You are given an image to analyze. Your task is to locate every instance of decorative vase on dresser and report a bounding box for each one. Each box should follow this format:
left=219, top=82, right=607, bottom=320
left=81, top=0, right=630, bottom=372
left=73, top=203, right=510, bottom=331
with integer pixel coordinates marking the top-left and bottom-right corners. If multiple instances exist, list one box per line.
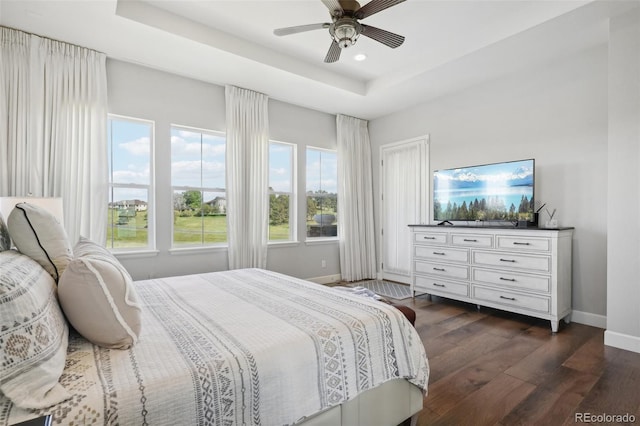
left=409, top=225, right=574, bottom=332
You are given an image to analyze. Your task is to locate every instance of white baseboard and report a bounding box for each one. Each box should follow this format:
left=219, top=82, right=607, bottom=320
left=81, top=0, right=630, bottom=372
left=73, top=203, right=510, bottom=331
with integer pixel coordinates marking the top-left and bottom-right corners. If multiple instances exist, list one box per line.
left=571, top=310, right=607, bottom=329
left=604, top=330, right=640, bottom=353
left=307, top=274, right=342, bottom=285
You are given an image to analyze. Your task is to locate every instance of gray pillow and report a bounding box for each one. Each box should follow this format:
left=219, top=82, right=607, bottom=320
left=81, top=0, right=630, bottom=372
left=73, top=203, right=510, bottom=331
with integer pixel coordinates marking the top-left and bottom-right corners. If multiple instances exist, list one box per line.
left=7, top=202, right=73, bottom=282
left=58, top=238, right=142, bottom=350
left=0, top=212, right=10, bottom=251
left=0, top=250, right=70, bottom=409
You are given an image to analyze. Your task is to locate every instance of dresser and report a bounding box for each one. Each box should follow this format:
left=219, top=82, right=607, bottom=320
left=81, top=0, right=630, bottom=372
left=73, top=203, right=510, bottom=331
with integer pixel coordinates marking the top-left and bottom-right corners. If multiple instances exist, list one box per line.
left=410, top=225, right=573, bottom=332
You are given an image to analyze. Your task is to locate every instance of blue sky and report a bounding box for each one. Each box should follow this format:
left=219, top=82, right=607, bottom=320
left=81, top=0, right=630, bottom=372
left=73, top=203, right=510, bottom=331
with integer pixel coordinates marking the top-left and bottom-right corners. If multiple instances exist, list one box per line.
left=109, top=118, right=337, bottom=203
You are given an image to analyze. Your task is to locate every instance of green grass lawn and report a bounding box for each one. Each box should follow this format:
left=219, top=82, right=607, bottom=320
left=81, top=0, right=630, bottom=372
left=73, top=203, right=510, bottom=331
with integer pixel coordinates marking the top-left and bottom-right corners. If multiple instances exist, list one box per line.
left=107, top=210, right=291, bottom=248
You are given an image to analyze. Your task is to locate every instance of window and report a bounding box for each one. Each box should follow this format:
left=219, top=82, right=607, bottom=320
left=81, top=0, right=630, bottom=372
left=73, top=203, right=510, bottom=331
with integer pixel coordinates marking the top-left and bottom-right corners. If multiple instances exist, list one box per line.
left=306, top=148, right=338, bottom=238
left=269, top=142, right=295, bottom=241
left=171, top=126, right=226, bottom=246
left=107, top=115, right=154, bottom=250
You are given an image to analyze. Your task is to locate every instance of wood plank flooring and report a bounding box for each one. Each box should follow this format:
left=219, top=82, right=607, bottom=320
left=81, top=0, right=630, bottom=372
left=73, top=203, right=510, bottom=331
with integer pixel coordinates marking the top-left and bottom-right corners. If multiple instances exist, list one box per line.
left=391, top=294, right=640, bottom=426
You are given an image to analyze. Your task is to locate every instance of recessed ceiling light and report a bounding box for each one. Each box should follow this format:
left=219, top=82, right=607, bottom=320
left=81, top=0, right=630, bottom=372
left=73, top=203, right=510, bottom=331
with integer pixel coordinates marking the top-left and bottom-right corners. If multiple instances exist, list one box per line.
left=354, top=53, right=367, bottom=61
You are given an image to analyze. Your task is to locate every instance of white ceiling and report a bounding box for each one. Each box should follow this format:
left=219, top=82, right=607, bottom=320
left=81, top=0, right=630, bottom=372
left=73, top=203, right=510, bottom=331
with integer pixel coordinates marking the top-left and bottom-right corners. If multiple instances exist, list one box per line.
left=0, top=0, right=634, bottom=119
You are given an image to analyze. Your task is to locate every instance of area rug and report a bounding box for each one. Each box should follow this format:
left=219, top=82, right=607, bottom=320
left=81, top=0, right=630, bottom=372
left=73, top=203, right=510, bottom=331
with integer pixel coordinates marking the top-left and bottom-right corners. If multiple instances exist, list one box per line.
left=353, top=280, right=412, bottom=300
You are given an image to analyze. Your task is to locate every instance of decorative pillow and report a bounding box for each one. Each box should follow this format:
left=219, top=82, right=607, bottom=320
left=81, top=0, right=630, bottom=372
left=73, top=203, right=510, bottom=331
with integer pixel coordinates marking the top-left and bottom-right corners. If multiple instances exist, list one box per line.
left=7, top=203, right=72, bottom=282
left=0, top=250, right=70, bottom=409
left=73, top=235, right=112, bottom=258
left=58, top=238, right=142, bottom=350
left=0, top=212, right=10, bottom=251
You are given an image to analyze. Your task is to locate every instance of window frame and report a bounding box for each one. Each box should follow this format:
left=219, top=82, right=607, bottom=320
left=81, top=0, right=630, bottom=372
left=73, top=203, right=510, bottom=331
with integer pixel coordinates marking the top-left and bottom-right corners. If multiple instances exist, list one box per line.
left=107, top=114, right=156, bottom=252
left=170, top=124, right=227, bottom=248
left=268, top=140, right=297, bottom=243
left=305, top=146, right=338, bottom=241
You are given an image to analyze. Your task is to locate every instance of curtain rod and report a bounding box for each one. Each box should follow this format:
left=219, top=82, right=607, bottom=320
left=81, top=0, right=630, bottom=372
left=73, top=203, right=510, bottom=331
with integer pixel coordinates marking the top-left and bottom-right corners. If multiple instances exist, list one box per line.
left=1, top=25, right=106, bottom=55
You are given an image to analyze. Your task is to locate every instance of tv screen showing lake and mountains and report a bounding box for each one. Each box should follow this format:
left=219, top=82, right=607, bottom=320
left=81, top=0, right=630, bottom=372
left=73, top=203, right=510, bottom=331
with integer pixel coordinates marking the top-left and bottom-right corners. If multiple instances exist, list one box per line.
left=433, top=159, right=535, bottom=222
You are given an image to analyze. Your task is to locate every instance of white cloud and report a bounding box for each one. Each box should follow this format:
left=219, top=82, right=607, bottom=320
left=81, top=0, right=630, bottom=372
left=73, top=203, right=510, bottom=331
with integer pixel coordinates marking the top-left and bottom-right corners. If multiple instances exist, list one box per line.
left=270, top=167, right=287, bottom=176
left=119, top=137, right=150, bottom=156
left=171, top=136, right=225, bottom=158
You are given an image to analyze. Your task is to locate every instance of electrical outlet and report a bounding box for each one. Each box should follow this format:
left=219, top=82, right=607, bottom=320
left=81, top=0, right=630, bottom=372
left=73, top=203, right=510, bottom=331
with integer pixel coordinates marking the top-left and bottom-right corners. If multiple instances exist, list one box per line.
left=321, top=259, right=326, bottom=268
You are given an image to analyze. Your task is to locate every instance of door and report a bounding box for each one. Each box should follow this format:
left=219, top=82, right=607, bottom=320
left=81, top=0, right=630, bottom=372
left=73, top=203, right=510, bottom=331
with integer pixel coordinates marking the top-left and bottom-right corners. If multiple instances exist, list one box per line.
left=380, top=136, right=429, bottom=283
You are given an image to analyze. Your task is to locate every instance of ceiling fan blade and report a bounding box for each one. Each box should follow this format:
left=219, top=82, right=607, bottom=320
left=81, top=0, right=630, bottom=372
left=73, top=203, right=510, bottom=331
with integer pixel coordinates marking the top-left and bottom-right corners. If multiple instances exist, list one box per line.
left=355, top=0, right=406, bottom=20
left=324, top=40, right=341, bottom=63
left=321, top=0, right=344, bottom=16
left=274, top=23, right=330, bottom=36
left=360, top=24, right=405, bottom=48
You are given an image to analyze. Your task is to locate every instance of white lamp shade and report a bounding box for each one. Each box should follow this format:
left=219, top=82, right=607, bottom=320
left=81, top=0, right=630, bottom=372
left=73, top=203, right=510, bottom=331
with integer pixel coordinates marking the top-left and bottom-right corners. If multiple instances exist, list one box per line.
left=0, top=197, right=64, bottom=224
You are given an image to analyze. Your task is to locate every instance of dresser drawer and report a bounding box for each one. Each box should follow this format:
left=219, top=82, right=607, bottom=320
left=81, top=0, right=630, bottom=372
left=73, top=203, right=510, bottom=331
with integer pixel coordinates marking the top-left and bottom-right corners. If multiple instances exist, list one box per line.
left=452, top=233, right=493, bottom=248
left=414, top=232, right=447, bottom=244
left=414, top=260, right=469, bottom=280
left=472, top=267, right=551, bottom=293
left=497, top=236, right=551, bottom=253
left=472, top=285, right=550, bottom=313
left=415, top=246, right=469, bottom=263
left=414, top=275, right=468, bottom=297
left=472, top=251, right=551, bottom=273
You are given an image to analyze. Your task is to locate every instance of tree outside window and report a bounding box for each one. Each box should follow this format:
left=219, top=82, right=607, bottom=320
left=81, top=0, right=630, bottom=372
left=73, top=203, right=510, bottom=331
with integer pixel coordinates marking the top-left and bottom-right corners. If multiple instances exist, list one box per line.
left=269, top=141, right=295, bottom=241
left=306, top=148, right=338, bottom=238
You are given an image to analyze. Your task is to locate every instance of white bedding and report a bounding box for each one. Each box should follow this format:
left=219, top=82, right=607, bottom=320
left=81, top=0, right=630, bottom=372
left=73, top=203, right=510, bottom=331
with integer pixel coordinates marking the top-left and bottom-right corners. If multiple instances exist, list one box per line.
left=0, top=268, right=429, bottom=425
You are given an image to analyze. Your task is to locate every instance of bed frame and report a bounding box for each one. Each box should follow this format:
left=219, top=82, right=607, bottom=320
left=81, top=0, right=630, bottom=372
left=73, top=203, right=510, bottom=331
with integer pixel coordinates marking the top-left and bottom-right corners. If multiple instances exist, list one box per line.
left=301, top=379, right=423, bottom=426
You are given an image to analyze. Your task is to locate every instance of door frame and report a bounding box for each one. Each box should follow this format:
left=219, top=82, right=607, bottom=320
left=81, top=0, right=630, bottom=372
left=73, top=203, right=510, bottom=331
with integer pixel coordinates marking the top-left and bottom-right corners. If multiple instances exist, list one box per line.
left=378, top=135, right=430, bottom=283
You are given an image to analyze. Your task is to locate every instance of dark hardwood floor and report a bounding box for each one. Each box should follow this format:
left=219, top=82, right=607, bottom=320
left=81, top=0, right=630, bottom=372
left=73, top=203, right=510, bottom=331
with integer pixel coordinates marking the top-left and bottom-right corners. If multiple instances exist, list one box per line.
left=391, top=293, right=640, bottom=426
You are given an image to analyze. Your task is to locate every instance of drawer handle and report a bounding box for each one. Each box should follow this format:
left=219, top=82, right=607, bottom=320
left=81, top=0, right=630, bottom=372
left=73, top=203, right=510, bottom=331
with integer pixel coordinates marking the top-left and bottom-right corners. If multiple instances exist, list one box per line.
left=433, top=283, right=445, bottom=287
left=423, top=236, right=436, bottom=240
left=433, top=252, right=445, bottom=255
left=433, top=267, right=445, bottom=272
left=499, top=258, right=516, bottom=263
left=499, top=277, right=516, bottom=282
left=513, top=242, right=531, bottom=245
left=500, top=295, right=516, bottom=301
left=463, top=239, right=478, bottom=242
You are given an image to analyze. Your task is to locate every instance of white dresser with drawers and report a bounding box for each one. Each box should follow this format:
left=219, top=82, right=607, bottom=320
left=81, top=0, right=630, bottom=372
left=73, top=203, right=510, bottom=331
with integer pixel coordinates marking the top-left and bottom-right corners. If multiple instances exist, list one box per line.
left=410, top=225, right=574, bottom=332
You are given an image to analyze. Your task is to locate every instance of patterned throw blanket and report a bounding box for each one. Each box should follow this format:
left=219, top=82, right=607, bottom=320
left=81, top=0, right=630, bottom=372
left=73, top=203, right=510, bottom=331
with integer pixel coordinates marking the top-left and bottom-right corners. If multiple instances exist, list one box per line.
left=1, top=268, right=429, bottom=425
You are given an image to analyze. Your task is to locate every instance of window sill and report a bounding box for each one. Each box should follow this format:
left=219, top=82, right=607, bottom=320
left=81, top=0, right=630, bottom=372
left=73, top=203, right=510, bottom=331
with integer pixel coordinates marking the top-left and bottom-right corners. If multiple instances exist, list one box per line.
left=111, top=249, right=160, bottom=259
left=305, top=237, right=339, bottom=246
left=169, top=245, right=228, bottom=255
left=268, top=241, right=300, bottom=249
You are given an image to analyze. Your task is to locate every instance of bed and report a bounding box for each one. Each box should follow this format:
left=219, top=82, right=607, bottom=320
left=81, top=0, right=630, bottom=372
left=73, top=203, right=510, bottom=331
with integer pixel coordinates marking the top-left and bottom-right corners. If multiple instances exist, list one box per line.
left=0, top=204, right=428, bottom=426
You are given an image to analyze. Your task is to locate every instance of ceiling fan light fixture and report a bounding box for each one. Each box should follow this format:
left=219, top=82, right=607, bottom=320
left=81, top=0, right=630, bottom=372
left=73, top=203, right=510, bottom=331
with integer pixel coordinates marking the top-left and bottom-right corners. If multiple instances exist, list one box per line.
left=330, top=19, right=361, bottom=49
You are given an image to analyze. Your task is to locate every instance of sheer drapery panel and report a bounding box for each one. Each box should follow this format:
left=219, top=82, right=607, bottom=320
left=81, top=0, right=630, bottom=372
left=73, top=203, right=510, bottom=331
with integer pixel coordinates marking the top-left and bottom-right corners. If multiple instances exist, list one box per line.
left=225, top=85, right=269, bottom=269
left=336, top=114, right=377, bottom=281
left=0, top=27, right=108, bottom=245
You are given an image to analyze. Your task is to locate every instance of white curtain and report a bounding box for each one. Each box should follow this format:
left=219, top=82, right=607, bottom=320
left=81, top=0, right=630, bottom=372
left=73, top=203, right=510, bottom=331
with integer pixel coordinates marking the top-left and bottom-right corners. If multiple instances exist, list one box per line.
left=337, top=114, right=377, bottom=281
left=0, top=27, right=108, bottom=245
left=225, top=85, right=269, bottom=269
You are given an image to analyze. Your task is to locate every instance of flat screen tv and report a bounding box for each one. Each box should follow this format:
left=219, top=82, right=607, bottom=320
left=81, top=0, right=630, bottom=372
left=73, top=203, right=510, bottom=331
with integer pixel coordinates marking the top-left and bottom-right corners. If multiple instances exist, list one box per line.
left=433, top=158, right=535, bottom=223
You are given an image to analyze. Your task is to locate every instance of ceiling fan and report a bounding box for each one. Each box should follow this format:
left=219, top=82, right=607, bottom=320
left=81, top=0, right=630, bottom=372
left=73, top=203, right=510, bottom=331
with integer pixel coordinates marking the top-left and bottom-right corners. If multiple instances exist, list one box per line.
left=273, top=0, right=406, bottom=63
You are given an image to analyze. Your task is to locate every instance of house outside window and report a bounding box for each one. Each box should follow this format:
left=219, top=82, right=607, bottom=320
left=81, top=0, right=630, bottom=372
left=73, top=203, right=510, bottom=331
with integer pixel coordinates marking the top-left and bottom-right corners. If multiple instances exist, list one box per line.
left=269, top=141, right=296, bottom=241
left=107, top=115, right=154, bottom=250
left=171, top=125, right=226, bottom=246
left=306, top=147, right=338, bottom=238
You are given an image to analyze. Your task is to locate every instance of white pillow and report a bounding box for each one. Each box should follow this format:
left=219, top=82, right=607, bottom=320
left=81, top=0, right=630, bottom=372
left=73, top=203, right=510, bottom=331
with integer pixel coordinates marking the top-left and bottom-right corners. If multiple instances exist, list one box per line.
left=7, top=203, right=72, bottom=282
left=58, top=238, right=142, bottom=349
left=0, top=250, right=70, bottom=409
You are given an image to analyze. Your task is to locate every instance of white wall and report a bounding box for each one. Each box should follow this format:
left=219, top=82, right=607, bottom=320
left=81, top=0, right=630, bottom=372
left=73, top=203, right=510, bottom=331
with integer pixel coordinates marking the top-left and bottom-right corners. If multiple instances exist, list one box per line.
left=369, top=44, right=609, bottom=325
left=107, top=59, right=340, bottom=281
left=605, top=8, right=640, bottom=352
